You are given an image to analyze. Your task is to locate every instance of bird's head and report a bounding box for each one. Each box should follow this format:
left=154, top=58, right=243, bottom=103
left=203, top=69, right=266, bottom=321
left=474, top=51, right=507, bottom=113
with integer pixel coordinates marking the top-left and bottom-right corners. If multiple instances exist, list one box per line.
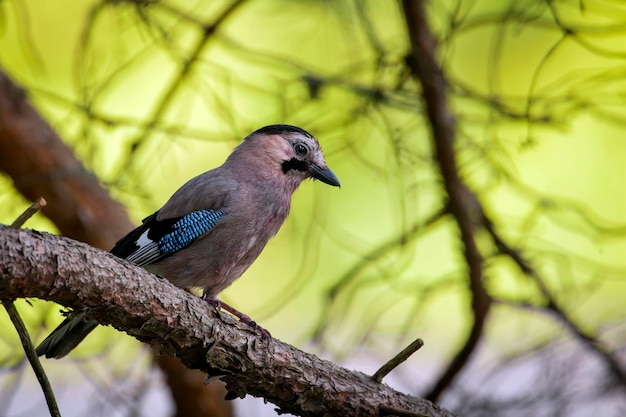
left=238, top=124, right=340, bottom=188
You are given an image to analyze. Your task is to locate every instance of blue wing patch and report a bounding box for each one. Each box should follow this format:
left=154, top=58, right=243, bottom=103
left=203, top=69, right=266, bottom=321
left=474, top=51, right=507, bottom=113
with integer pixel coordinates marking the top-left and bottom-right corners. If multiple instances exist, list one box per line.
left=111, top=209, right=224, bottom=266
left=158, top=210, right=223, bottom=254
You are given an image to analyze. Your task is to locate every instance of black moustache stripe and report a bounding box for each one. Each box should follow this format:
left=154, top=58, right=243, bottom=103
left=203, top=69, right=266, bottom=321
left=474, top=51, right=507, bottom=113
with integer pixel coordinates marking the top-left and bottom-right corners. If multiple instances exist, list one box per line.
left=281, top=158, right=309, bottom=174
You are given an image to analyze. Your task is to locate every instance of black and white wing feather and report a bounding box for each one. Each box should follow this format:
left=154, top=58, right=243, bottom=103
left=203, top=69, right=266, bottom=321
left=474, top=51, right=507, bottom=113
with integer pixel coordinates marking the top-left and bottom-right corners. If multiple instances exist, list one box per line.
left=111, top=209, right=224, bottom=266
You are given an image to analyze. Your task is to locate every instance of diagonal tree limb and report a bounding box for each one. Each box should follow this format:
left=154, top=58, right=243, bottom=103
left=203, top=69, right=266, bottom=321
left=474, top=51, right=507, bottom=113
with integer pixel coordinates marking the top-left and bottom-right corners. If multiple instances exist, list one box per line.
left=401, top=0, right=625, bottom=401
left=401, top=0, right=492, bottom=402
left=0, top=225, right=456, bottom=417
left=0, top=68, right=132, bottom=250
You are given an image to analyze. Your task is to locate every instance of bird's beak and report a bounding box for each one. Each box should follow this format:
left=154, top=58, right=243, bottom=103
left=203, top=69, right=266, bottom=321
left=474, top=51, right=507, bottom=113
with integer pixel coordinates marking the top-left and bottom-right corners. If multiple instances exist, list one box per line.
left=309, top=163, right=340, bottom=187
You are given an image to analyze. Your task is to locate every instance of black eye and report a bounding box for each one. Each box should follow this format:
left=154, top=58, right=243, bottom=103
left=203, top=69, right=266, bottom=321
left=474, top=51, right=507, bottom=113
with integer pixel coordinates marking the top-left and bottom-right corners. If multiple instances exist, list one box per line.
left=294, top=143, right=307, bottom=156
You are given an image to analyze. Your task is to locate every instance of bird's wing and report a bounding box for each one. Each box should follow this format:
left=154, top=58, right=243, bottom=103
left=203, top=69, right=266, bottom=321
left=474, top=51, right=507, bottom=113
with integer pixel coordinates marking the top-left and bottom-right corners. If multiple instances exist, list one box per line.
left=111, top=170, right=235, bottom=266
left=111, top=209, right=225, bottom=266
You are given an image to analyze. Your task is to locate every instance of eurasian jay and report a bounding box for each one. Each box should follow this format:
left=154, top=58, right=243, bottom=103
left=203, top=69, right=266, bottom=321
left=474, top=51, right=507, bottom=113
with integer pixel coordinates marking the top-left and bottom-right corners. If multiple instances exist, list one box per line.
left=36, top=124, right=340, bottom=358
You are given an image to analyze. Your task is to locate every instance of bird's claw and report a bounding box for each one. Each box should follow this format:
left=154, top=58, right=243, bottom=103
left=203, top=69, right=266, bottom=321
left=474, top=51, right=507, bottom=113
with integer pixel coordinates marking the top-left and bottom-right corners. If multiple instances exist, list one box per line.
left=202, top=295, right=271, bottom=340
left=238, top=315, right=271, bottom=340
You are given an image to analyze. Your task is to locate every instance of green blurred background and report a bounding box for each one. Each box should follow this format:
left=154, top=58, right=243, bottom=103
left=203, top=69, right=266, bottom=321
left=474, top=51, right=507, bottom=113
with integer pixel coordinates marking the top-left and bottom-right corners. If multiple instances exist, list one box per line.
left=0, top=1, right=624, bottom=416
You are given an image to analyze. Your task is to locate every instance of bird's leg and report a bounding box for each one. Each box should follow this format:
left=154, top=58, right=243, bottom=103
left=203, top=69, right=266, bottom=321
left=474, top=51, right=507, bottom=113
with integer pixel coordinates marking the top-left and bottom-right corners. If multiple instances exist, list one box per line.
left=202, top=294, right=271, bottom=340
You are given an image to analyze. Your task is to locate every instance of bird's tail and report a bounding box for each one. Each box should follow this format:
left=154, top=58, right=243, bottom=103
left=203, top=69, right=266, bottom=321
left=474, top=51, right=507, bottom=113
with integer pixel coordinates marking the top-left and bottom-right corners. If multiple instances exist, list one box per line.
left=36, top=312, right=99, bottom=359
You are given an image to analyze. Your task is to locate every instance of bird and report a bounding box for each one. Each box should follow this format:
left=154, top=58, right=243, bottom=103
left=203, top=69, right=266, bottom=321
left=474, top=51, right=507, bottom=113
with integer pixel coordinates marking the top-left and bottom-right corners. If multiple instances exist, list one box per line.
left=36, top=124, right=340, bottom=359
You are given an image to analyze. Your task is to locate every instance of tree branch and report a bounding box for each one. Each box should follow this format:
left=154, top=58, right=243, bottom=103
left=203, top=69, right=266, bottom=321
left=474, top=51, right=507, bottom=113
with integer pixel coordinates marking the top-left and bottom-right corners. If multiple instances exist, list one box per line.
left=483, top=218, right=626, bottom=387
left=3, top=304, right=60, bottom=417
left=0, top=225, right=455, bottom=417
left=0, top=69, right=131, bottom=250
left=402, top=0, right=491, bottom=402
left=372, top=338, right=424, bottom=384
left=4, top=197, right=61, bottom=417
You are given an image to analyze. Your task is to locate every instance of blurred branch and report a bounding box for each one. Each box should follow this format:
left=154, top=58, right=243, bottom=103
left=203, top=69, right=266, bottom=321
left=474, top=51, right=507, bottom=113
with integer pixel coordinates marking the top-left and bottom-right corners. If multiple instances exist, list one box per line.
left=484, top=218, right=626, bottom=388
left=154, top=355, right=234, bottom=417
left=402, top=0, right=491, bottom=402
left=312, top=206, right=448, bottom=342
left=0, top=225, right=455, bottom=417
left=0, top=68, right=131, bottom=249
left=0, top=68, right=231, bottom=417
left=402, top=0, right=626, bottom=402
left=119, top=0, right=247, bottom=177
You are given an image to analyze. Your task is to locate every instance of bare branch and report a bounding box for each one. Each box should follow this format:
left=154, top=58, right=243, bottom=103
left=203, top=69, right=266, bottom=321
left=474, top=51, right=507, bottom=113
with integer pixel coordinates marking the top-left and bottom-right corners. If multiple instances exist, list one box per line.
left=0, top=69, right=132, bottom=249
left=118, top=0, right=248, bottom=178
left=4, top=198, right=60, bottom=417
left=402, top=0, right=491, bottom=401
left=484, top=218, right=626, bottom=387
left=0, top=225, right=455, bottom=417
left=372, top=338, right=424, bottom=384
left=10, top=197, right=47, bottom=229
left=0, top=66, right=230, bottom=416
left=3, top=304, right=60, bottom=417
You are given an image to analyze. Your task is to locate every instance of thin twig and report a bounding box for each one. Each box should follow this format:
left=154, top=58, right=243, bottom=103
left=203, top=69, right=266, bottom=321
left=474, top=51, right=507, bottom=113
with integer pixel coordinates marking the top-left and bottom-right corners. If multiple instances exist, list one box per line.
left=4, top=197, right=61, bottom=417
left=372, top=338, right=424, bottom=383
left=484, top=217, right=626, bottom=386
left=10, top=197, right=47, bottom=228
left=4, top=304, right=61, bottom=417
left=118, top=0, right=247, bottom=179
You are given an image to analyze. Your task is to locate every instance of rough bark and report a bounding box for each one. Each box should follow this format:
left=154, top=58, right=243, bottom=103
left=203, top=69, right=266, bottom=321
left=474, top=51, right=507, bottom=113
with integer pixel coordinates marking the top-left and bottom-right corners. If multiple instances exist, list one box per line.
left=0, top=225, right=456, bottom=417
